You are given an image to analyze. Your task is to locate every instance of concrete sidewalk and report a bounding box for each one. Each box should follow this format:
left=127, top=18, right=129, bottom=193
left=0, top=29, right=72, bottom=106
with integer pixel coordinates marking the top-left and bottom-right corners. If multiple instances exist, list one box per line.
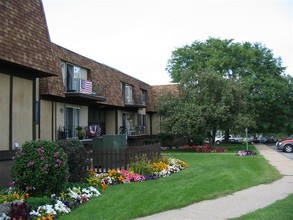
left=136, top=144, right=293, bottom=220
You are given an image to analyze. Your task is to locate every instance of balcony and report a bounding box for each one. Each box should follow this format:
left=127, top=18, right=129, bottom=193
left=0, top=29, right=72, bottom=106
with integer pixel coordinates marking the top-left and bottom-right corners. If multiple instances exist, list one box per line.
left=65, top=78, right=107, bottom=102
left=124, top=94, right=147, bottom=107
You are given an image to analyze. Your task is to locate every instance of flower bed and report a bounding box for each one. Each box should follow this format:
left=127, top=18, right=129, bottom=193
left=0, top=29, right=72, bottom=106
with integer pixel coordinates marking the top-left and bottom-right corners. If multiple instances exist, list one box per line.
left=161, top=145, right=228, bottom=153
left=236, top=150, right=257, bottom=156
left=0, top=156, right=188, bottom=220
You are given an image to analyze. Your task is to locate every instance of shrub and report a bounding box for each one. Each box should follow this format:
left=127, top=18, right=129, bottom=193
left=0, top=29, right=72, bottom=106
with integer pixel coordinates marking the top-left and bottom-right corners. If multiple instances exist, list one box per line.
left=128, top=154, right=153, bottom=175
left=11, top=140, right=69, bottom=196
left=58, top=139, right=89, bottom=182
left=27, top=196, right=53, bottom=211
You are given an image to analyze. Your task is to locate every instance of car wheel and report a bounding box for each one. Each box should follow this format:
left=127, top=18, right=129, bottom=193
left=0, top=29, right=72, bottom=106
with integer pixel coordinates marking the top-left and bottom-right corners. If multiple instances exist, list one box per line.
left=283, top=145, right=293, bottom=153
left=216, top=140, right=220, bottom=144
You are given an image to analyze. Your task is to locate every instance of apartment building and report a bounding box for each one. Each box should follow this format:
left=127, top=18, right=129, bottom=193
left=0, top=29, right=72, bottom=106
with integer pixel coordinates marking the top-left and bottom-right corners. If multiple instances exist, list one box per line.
left=0, top=0, right=170, bottom=160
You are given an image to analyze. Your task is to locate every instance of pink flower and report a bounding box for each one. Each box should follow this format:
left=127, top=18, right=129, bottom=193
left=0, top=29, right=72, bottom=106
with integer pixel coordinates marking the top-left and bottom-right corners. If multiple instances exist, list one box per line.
left=56, top=159, right=62, bottom=165
left=54, top=152, right=59, bottom=158
left=81, top=196, right=88, bottom=203
left=37, top=148, right=44, bottom=153
left=27, top=161, right=35, bottom=167
left=40, top=156, right=45, bottom=161
left=54, top=164, right=59, bottom=168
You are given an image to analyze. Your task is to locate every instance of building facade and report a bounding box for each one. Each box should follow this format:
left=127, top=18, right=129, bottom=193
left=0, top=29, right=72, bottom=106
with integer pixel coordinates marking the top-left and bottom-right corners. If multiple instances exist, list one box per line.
left=0, top=0, right=170, bottom=160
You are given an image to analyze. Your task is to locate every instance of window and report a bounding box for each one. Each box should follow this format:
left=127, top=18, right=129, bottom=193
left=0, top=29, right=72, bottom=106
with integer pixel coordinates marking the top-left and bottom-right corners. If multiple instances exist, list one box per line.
left=61, top=61, right=89, bottom=93
left=138, top=114, right=146, bottom=127
left=140, top=89, right=147, bottom=105
left=122, top=82, right=133, bottom=104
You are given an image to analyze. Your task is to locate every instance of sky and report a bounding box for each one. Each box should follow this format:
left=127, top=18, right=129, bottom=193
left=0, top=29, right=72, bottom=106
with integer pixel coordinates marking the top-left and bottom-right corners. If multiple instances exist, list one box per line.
left=42, top=0, right=293, bottom=85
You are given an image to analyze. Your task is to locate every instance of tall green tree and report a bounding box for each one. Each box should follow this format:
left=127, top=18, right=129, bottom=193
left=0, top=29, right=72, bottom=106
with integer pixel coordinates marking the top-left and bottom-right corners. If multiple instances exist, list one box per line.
left=161, top=37, right=290, bottom=141
left=157, top=69, right=252, bottom=146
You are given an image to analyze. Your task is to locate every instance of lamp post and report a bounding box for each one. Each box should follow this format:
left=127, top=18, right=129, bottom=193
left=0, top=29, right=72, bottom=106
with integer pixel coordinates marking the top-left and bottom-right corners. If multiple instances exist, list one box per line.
left=245, top=127, right=248, bottom=151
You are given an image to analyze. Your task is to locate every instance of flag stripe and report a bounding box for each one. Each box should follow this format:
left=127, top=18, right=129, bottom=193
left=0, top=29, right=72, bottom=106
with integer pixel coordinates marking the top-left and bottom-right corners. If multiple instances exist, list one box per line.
left=80, top=79, right=92, bottom=94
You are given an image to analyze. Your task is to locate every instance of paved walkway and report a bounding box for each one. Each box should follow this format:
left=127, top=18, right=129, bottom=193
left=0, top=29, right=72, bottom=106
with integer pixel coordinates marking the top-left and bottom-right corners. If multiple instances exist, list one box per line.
left=136, top=144, right=293, bottom=220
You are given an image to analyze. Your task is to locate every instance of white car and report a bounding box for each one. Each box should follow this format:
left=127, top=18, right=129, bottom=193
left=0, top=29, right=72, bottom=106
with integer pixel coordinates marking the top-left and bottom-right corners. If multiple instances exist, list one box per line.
left=215, top=135, right=243, bottom=144
left=215, top=136, right=224, bottom=144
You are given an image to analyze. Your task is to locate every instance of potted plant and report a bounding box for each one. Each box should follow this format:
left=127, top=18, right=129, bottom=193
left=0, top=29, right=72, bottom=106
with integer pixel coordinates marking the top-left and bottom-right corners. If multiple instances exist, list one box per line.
left=76, top=127, right=85, bottom=140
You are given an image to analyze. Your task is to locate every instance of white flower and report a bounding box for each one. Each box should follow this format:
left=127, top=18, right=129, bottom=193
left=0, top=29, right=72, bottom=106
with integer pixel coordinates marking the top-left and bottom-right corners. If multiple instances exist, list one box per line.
left=30, top=210, right=41, bottom=217
left=54, top=200, right=71, bottom=214
left=36, top=204, right=57, bottom=216
left=88, top=186, right=101, bottom=196
left=0, top=213, right=11, bottom=220
left=68, top=188, right=81, bottom=200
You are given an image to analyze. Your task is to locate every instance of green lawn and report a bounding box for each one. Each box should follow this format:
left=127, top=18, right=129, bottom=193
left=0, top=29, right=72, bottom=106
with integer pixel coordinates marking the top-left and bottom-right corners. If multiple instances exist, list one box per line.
left=231, top=193, right=293, bottom=220
left=60, top=146, right=282, bottom=220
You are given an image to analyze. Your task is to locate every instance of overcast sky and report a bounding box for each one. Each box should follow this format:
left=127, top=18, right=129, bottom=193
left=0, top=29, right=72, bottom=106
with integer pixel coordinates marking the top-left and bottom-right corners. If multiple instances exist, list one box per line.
left=42, top=0, right=293, bottom=85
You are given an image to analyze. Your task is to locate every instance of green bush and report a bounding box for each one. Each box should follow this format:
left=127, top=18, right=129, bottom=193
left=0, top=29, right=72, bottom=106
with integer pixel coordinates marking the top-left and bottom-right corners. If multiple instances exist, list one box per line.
left=26, top=196, right=53, bottom=211
left=11, top=140, right=69, bottom=196
left=58, top=139, right=89, bottom=182
left=128, top=154, right=153, bottom=175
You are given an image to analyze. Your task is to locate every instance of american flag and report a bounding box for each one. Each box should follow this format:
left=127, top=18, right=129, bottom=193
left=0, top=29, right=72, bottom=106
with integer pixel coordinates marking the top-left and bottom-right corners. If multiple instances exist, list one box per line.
left=80, top=79, right=92, bottom=94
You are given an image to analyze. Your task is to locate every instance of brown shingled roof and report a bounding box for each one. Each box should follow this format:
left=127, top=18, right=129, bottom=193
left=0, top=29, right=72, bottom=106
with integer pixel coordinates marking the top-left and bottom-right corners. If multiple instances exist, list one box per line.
left=150, top=84, right=179, bottom=111
left=0, top=0, right=58, bottom=77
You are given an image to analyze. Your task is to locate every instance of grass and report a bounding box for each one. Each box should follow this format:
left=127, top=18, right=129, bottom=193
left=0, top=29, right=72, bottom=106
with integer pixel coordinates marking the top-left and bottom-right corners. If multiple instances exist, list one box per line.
left=231, top=193, right=293, bottom=220
left=60, top=144, right=282, bottom=220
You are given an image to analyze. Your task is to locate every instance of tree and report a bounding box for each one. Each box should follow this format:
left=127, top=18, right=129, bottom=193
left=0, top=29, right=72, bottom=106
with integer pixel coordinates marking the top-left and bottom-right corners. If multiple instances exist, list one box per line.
left=164, top=37, right=289, bottom=138
left=157, top=69, right=252, bottom=146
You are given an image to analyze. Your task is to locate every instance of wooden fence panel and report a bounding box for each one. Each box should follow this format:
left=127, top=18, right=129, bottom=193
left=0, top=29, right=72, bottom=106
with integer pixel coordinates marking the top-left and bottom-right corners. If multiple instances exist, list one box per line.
left=89, top=143, right=161, bottom=173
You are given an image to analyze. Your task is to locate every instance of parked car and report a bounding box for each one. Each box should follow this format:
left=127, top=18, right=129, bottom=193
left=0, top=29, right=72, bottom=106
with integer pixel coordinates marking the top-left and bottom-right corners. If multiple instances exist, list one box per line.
left=229, top=135, right=243, bottom=143
left=276, top=138, right=293, bottom=153
left=215, top=136, right=224, bottom=144
left=215, top=135, right=243, bottom=144
left=256, top=136, right=278, bottom=144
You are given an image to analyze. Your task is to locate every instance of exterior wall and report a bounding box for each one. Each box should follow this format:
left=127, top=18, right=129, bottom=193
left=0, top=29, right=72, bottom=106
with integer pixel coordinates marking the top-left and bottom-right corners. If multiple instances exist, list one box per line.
left=80, top=105, right=88, bottom=128
left=48, top=44, right=153, bottom=108
left=106, top=110, right=116, bottom=134
left=56, top=102, right=65, bottom=132
left=146, top=113, right=151, bottom=135
left=151, top=113, right=162, bottom=135
left=40, top=100, right=53, bottom=140
left=0, top=73, right=10, bottom=150
left=12, top=76, right=33, bottom=149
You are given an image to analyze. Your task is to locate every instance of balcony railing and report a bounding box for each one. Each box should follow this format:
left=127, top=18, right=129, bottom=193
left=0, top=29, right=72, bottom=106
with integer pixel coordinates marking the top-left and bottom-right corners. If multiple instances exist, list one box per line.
left=65, top=78, right=106, bottom=101
left=124, top=94, right=147, bottom=107
left=119, top=126, right=146, bottom=135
